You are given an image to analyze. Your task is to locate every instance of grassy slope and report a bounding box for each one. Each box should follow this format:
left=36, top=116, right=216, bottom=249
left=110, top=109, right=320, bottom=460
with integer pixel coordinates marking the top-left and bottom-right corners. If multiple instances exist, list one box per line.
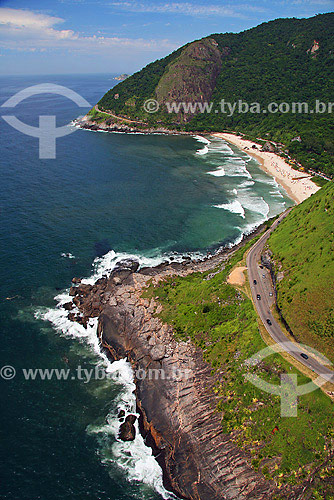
left=268, top=182, right=334, bottom=361
left=143, top=241, right=333, bottom=498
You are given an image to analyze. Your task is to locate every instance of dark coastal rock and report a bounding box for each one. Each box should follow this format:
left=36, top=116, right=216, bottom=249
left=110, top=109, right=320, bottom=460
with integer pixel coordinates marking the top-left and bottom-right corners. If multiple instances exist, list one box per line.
left=72, top=277, right=81, bottom=284
left=75, top=315, right=89, bottom=328
left=114, top=259, right=140, bottom=273
left=111, top=269, right=132, bottom=286
left=118, top=409, right=125, bottom=419
left=72, top=296, right=82, bottom=307
left=95, top=277, right=108, bottom=287
left=66, top=226, right=284, bottom=500
left=119, top=414, right=137, bottom=441
left=150, top=345, right=166, bottom=361
left=63, top=301, right=73, bottom=311
left=76, top=284, right=93, bottom=296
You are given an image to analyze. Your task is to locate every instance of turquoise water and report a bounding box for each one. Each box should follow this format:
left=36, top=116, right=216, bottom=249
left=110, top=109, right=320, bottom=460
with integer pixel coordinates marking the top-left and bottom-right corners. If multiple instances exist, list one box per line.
left=0, top=74, right=293, bottom=499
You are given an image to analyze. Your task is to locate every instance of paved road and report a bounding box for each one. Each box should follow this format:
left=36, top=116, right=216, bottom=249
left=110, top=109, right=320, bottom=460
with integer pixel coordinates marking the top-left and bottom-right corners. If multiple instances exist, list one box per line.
left=94, top=105, right=147, bottom=125
left=246, top=211, right=334, bottom=384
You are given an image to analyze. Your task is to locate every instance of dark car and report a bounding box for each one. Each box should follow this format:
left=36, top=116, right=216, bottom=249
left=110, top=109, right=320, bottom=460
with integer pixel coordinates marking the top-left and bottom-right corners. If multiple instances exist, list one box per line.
left=300, top=353, right=309, bottom=360
left=257, top=294, right=261, bottom=300
left=259, top=265, right=264, bottom=269
left=266, top=319, right=272, bottom=325
left=253, top=279, right=257, bottom=285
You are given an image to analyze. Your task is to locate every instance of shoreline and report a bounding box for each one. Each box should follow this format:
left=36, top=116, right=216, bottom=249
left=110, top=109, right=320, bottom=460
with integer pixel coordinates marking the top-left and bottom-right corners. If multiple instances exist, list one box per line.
left=76, top=115, right=320, bottom=206
left=65, top=226, right=279, bottom=500
left=212, top=132, right=320, bottom=204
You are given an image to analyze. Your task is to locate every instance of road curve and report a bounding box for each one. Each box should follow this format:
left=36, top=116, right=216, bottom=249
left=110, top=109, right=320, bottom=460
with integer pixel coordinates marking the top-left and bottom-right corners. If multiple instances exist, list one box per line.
left=246, top=210, right=334, bottom=384
left=94, top=105, right=147, bottom=125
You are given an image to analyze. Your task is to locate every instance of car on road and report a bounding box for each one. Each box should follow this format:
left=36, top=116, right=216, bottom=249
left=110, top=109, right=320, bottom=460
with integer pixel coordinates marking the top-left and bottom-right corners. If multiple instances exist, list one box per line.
left=300, top=353, right=309, bottom=360
left=262, top=274, right=266, bottom=278
left=253, top=279, right=257, bottom=285
left=257, top=294, right=261, bottom=300
left=269, top=292, right=273, bottom=297
left=266, top=319, right=272, bottom=325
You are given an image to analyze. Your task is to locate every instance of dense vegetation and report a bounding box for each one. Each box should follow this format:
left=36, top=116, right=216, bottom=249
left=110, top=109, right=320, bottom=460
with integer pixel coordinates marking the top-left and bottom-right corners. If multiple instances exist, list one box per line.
left=98, top=13, right=334, bottom=177
left=144, top=239, right=334, bottom=498
left=268, top=181, right=334, bottom=361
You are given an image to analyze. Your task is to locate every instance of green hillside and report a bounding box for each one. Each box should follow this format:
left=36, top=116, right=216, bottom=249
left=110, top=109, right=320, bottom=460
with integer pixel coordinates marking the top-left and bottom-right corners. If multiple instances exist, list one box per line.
left=268, top=181, right=334, bottom=360
left=97, top=13, right=334, bottom=178
left=143, top=238, right=334, bottom=496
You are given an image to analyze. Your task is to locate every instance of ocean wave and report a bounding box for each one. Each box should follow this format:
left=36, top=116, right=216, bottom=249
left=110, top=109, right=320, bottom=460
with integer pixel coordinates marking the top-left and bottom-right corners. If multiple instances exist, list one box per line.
left=194, top=136, right=235, bottom=157
left=87, top=249, right=205, bottom=286
left=239, top=180, right=255, bottom=189
left=207, top=166, right=225, bottom=177
left=206, top=140, right=234, bottom=156
left=214, top=199, right=245, bottom=218
left=193, top=135, right=211, bottom=145
left=223, top=158, right=252, bottom=179
left=196, top=145, right=209, bottom=155
left=238, top=191, right=270, bottom=218
left=270, top=190, right=284, bottom=198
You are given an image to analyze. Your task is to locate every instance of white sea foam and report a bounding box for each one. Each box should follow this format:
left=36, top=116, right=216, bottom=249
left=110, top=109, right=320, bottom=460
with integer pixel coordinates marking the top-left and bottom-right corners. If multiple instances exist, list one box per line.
left=193, top=135, right=211, bottom=145
left=196, top=145, right=209, bottom=155
left=214, top=199, right=245, bottom=218
left=207, top=141, right=234, bottom=156
left=207, top=166, right=225, bottom=177
left=61, top=252, right=76, bottom=259
left=237, top=190, right=270, bottom=218
left=36, top=250, right=186, bottom=499
left=239, top=180, right=255, bottom=189
left=270, top=190, right=284, bottom=198
left=87, top=359, right=176, bottom=499
left=223, top=158, right=252, bottom=179
left=194, top=137, right=234, bottom=158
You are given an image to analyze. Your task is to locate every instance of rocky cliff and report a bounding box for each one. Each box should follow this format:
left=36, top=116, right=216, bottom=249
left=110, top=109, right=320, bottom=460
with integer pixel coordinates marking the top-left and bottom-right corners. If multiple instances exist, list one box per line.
left=155, top=38, right=222, bottom=122
left=64, top=247, right=282, bottom=500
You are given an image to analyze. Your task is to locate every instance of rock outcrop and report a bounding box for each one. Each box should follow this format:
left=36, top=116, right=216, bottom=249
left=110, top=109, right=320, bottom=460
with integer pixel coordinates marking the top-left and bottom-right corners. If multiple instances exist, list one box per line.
left=64, top=236, right=284, bottom=500
left=155, top=38, right=222, bottom=122
left=119, top=415, right=137, bottom=441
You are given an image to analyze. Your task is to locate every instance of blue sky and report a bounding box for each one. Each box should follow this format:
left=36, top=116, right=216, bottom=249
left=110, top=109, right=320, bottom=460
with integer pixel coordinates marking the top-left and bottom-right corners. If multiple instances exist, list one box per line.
left=0, top=0, right=333, bottom=74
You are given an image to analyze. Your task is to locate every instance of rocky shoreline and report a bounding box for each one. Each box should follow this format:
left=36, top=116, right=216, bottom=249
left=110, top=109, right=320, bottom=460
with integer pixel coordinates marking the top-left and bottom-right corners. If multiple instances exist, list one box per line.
left=62, top=224, right=296, bottom=500
left=75, top=114, right=191, bottom=135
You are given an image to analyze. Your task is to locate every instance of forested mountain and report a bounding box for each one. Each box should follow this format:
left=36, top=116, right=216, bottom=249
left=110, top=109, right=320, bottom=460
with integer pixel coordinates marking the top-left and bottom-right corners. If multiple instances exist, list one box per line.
left=97, top=13, right=334, bottom=177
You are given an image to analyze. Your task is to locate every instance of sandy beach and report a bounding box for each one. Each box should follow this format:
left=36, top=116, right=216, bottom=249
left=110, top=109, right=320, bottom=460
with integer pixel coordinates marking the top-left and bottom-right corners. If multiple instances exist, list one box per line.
left=212, top=133, right=320, bottom=204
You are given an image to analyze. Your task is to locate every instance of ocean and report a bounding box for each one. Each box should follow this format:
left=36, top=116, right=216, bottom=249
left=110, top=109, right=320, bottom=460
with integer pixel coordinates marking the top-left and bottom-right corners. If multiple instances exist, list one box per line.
left=0, top=74, right=293, bottom=499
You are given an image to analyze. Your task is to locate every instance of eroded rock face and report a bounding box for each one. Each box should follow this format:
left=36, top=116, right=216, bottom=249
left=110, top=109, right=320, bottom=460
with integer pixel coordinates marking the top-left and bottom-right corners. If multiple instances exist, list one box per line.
left=155, top=38, right=222, bottom=122
left=63, top=234, right=284, bottom=500
left=95, top=270, right=276, bottom=500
